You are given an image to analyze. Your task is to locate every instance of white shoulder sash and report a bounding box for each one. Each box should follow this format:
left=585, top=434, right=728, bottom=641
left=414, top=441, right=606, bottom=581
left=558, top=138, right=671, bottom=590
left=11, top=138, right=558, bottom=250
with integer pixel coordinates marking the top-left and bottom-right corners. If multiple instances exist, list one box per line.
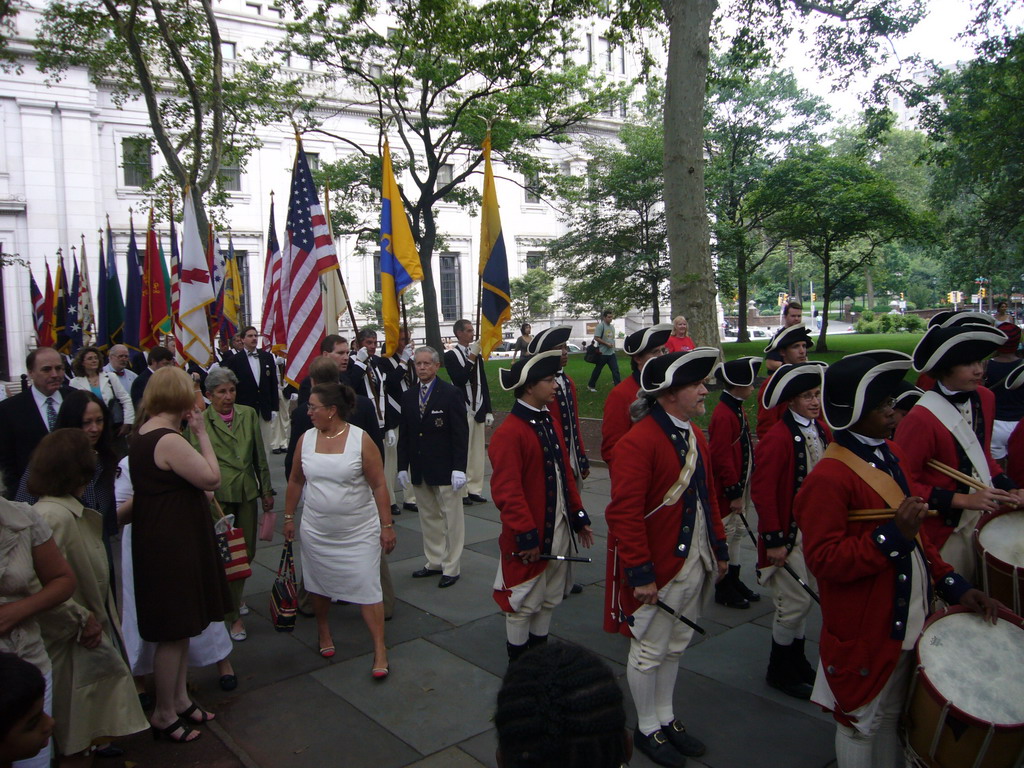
left=916, top=390, right=992, bottom=486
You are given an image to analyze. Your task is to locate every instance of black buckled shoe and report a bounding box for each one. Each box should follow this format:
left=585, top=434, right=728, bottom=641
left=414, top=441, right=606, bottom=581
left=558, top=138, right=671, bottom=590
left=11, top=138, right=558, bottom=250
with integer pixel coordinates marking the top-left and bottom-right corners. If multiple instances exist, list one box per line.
left=766, top=640, right=813, bottom=699
left=661, top=720, right=705, bottom=757
left=714, top=574, right=750, bottom=609
left=633, top=728, right=686, bottom=767
left=731, top=564, right=761, bottom=602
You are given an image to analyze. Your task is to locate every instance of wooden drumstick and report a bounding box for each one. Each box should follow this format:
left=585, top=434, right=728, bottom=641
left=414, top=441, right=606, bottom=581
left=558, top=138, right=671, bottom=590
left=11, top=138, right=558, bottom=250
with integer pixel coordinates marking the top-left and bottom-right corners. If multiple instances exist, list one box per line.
left=848, top=508, right=939, bottom=522
left=926, top=459, right=989, bottom=493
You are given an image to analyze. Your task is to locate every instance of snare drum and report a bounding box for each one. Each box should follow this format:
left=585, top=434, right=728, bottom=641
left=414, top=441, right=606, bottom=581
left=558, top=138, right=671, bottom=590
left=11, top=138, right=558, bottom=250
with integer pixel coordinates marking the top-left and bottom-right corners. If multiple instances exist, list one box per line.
left=975, top=510, right=1024, bottom=616
left=904, top=606, right=1024, bottom=768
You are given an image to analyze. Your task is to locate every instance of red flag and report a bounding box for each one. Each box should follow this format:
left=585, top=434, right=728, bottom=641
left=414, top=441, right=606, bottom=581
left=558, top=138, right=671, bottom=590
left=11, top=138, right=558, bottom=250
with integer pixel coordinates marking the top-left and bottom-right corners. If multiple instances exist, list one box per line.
left=260, top=196, right=286, bottom=353
left=41, top=262, right=54, bottom=345
left=140, top=209, right=170, bottom=350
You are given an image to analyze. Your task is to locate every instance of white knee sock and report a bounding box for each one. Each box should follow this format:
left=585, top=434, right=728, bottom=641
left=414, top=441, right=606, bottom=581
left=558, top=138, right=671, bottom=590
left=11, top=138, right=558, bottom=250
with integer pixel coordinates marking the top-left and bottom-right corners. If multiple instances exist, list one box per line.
left=627, top=665, right=660, bottom=736
left=873, top=712, right=903, bottom=768
left=505, top=614, right=530, bottom=646
left=655, top=656, right=680, bottom=726
left=835, top=724, right=874, bottom=768
left=773, top=621, right=798, bottom=645
left=528, top=607, right=553, bottom=638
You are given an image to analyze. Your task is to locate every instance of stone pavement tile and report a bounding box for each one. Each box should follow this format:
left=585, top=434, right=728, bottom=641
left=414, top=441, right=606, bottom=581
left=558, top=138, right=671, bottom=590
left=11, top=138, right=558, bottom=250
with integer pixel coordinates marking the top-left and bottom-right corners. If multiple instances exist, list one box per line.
left=405, top=746, right=488, bottom=767
left=679, top=623, right=829, bottom=722
left=703, top=592, right=776, bottom=628
left=395, top=509, right=503, bottom=546
left=457, top=728, right=499, bottom=768
left=115, top=724, right=244, bottom=768
left=220, top=673, right=421, bottom=768
left=390, top=548, right=502, bottom=626
left=465, top=504, right=501, bottom=523
left=387, top=526, right=426, bottom=562
left=425, top=613, right=510, bottom=678
left=465, top=535, right=499, bottom=560
left=312, top=638, right=503, bottom=756
left=545, top=582, right=634, bottom=667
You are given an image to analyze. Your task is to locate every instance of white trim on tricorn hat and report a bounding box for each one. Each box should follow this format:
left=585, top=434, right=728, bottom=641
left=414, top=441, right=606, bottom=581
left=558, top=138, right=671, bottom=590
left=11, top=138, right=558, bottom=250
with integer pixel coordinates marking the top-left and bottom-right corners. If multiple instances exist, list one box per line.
left=1004, top=362, right=1024, bottom=391
left=761, top=361, right=827, bottom=410
left=822, top=351, right=912, bottom=431
left=623, top=324, right=672, bottom=356
left=928, top=310, right=996, bottom=329
left=764, top=324, right=814, bottom=354
left=716, top=356, right=763, bottom=387
left=499, top=349, right=562, bottom=391
left=526, top=325, right=571, bottom=355
left=911, top=323, right=1007, bottom=373
left=639, top=347, right=720, bottom=396
left=893, top=381, right=924, bottom=411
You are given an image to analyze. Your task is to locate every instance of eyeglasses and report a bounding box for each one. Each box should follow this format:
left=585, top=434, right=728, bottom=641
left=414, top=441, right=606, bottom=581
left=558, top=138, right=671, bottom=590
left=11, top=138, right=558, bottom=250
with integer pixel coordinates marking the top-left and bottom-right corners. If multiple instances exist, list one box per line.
left=796, top=391, right=822, bottom=402
left=307, top=403, right=329, bottom=412
left=873, top=397, right=897, bottom=412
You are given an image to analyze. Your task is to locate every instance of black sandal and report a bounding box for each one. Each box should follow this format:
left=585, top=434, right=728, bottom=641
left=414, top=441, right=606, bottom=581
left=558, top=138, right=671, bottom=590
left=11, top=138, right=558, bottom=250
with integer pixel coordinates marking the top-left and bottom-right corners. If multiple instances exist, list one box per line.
left=151, top=718, right=200, bottom=743
left=177, top=703, right=215, bottom=724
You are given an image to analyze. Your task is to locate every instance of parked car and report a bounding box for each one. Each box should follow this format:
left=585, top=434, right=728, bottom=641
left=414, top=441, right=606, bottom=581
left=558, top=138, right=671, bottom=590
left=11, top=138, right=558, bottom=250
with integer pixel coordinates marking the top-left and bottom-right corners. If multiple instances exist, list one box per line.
left=489, top=341, right=516, bottom=359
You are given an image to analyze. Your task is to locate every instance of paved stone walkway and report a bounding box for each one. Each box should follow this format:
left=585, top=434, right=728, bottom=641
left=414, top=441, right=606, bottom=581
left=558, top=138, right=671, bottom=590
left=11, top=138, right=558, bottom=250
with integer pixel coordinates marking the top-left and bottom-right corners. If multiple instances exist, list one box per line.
left=113, top=453, right=839, bottom=768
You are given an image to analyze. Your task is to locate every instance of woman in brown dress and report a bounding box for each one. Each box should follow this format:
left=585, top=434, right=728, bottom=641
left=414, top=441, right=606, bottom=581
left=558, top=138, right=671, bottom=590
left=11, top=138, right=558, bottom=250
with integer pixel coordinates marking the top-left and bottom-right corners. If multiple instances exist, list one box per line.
left=129, top=367, right=229, bottom=743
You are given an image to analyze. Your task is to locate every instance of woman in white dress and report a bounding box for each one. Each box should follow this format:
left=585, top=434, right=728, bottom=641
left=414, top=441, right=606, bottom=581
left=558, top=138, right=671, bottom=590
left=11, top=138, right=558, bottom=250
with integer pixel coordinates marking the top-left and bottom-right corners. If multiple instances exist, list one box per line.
left=283, top=383, right=396, bottom=677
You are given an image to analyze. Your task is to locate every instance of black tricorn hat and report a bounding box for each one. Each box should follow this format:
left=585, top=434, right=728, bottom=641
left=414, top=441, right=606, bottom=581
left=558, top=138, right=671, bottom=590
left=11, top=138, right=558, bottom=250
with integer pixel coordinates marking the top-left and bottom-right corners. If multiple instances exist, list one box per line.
left=822, top=350, right=912, bottom=431
left=526, top=326, right=571, bottom=355
left=761, top=362, right=827, bottom=410
left=893, top=380, right=924, bottom=411
left=1003, top=362, right=1024, bottom=391
left=912, top=323, right=1007, bottom=373
left=927, top=310, right=996, bottom=329
left=623, top=324, right=672, bottom=356
left=764, top=324, right=814, bottom=355
left=639, top=348, right=720, bottom=396
left=499, top=350, right=562, bottom=391
left=716, top=356, right=762, bottom=388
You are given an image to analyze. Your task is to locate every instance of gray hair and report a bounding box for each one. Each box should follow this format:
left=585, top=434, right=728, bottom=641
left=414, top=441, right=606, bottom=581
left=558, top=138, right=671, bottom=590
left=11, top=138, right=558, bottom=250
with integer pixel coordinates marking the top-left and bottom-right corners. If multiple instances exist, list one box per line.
left=415, top=346, right=440, bottom=364
left=629, top=395, right=653, bottom=423
left=206, top=366, right=238, bottom=391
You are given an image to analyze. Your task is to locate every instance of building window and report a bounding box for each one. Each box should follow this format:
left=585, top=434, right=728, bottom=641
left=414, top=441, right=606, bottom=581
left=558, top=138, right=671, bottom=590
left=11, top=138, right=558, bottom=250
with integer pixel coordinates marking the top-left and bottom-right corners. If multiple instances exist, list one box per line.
left=122, top=137, right=152, bottom=187
left=268, top=4, right=283, bottom=17
left=560, top=161, right=573, bottom=176
left=220, top=41, right=236, bottom=60
left=372, top=253, right=382, bottom=294
left=275, top=49, right=291, bottom=67
left=437, top=163, right=453, bottom=186
left=599, top=37, right=613, bottom=71
left=586, top=33, right=593, bottom=65
left=620, top=100, right=628, bottom=118
left=219, top=161, right=241, bottom=192
left=619, top=45, right=626, bottom=74
left=526, top=250, right=545, bottom=271
left=368, top=63, right=383, bottom=79
left=524, top=173, right=540, bottom=204
left=440, top=253, right=461, bottom=322
left=245, top=2, right=261, bottom=13
left=304, top=152, right=319, bottom=172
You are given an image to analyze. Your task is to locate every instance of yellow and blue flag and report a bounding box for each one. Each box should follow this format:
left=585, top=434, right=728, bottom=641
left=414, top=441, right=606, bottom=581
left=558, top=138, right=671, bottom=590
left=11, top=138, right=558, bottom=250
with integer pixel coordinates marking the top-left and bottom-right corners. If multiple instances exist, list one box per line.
left=478, top=132, right=511, bottom=360
left=380, top=141, right=423, bottom=355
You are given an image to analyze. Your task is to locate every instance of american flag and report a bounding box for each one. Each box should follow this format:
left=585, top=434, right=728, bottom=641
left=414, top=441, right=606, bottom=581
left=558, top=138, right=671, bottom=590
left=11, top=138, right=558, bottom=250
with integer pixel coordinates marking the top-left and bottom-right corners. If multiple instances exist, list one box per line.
left=261, top=196, right=286, bottom=353
left=30, top=269, right=45, bottom=342
left=281, top=145, right=335, bottom=386
left=169, top=210, right=185, bottom=364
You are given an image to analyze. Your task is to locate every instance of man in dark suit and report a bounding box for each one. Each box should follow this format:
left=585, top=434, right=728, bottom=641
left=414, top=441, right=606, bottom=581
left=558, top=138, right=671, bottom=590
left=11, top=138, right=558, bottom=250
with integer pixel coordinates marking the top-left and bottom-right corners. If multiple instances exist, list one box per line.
left=0, top=347, right=71, bottom=498
left=130, top=346, right=175, bottom=407
left=398, top=346, right=469, bottom=588
left=225, top=325, right=279, bottom=455
left=444, top=319, right=492, bottom=505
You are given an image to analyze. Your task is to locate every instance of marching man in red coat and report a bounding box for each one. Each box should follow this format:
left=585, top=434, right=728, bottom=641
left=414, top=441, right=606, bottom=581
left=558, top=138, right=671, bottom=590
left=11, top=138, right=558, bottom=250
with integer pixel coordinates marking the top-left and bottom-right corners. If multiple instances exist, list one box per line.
left=751, top=361, right=829, bottom=699
left=894, top=322, right=1023, bottom=581
left=600, top=324, right=671, bottom=470
left=605, top=348, right=727, bottom=767
left=757, top=324, right=814, bottom=440
left=707, top=356, right=763, bottom=609
left=489, top=350, right=594, bottom=664
left=797, top=350, right=999, bottom=768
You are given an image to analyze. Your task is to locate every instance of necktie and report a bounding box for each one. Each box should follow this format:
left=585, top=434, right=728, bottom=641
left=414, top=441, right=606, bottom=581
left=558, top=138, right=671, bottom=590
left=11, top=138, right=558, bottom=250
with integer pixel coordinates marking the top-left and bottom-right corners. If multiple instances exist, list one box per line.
left=45, top=397, right=57, bottom=431
left=419, top=384, right=429, bottom=415
left=114, top=369, right=124, bottom=377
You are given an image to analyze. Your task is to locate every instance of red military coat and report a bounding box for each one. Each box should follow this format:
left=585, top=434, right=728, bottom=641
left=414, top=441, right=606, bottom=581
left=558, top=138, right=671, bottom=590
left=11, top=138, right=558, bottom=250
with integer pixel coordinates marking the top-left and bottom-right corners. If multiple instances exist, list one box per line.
left=489, top=405, right=588, bottom=612
left=601, top=374, right=640, bottom=468
left=604, top=413, right=728, bottom=635
left=751, top=411, right=832, bottom=567
left=755, top=376, right=789, bottom=440
left=708, top=393, right=752, bottom=514
left=893, top=386, right=1004, bottom=549
left=795, top=445, right=967, bottom=721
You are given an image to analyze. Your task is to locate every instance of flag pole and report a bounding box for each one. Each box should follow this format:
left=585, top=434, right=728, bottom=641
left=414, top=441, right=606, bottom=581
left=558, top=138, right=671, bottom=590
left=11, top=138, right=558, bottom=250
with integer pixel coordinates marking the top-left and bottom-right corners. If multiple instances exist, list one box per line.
left=322, top=181, right=360, bottom=339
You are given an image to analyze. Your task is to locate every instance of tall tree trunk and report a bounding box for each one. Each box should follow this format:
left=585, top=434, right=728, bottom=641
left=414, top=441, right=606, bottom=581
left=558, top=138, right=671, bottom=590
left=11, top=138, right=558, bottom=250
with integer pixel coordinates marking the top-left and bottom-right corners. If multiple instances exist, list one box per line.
left=418, top=212, right=442, bottom=352
left=662, top=0, right=719, bottom=350
left=818, top=259, right=832, bottom=353
left=865, top=266, right=875, bottom=311
left=737, top=254, right=749, bottom=343
left=651, top=275, right=660, bottom=323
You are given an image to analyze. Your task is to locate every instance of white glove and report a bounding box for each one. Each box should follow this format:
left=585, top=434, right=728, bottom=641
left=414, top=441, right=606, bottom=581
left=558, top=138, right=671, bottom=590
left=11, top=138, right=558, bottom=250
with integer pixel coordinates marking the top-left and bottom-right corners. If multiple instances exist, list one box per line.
left=401, top=346, right=414, bottom=362
left=385, top=429, right=397, bottom=447
left=484, top=413, right=494, bottom=427
left=397, top=471, right=410, bottom=490
left=451, top=471, right=467, bottom=491
left=290, top=393, right=298, bottom=402
left=468, top=341, right=482, bottom=357
left=355, top=347, right=370, bottom=363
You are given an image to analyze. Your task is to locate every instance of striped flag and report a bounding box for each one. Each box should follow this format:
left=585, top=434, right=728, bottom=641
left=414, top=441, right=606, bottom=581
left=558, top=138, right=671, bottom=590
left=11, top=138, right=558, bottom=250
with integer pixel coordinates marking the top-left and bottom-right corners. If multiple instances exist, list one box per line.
left=30, top=269, right=45, bottom=343
left=380, top=140, right=422, bottom=357
left=41, top=262, right=54, bottom=346
left=281, top=142, right=336, bottom=387
left=178, top=187, right=215, bottom=366
left=78, top=237, right=95, bottom=339
left=478, top=132, right=511, bottom=360
left=260, top=196, right=286, bottom=353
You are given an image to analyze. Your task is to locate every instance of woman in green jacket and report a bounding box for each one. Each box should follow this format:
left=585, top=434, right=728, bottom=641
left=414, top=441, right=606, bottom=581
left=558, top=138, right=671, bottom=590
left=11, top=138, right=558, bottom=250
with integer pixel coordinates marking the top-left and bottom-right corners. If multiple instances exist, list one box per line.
left=188, top=367, right=274, bottom=642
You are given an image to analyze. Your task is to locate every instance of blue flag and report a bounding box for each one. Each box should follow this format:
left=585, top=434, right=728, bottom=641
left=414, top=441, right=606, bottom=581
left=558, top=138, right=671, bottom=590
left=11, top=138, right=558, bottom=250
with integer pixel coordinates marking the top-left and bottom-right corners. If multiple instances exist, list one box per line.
left=123, top=220, right=143, bottom=351
left=66, top=256, right=83, bottom=353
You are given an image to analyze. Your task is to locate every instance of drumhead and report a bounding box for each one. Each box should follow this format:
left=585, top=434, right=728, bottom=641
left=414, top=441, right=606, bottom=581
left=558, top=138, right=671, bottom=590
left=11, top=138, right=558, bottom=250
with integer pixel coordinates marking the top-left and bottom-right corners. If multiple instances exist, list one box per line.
left=977, top=511, right=1024, bottom=566
left=918, top=611, right=1024, bottom=725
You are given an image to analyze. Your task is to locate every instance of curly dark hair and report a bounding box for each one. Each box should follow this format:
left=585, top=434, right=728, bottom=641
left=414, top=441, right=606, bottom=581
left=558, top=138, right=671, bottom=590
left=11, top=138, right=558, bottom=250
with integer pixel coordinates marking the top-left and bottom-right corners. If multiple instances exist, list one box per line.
left=26, top=428, right=96, bottom=497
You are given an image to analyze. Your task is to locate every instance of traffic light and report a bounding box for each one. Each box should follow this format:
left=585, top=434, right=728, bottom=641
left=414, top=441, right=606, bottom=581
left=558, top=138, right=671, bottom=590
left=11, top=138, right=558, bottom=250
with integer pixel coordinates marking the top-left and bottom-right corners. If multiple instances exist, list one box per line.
left=980, top=288, right=987, bottom=299
left=947, top=292, right=954, bottom=304
left=811, top=292, right=816, bottom=302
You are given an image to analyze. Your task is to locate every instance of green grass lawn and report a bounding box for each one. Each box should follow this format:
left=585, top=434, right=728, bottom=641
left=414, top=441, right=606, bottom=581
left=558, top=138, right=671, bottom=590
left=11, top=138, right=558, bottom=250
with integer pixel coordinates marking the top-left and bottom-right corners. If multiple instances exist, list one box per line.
left=479, top=332, right=925, bottom=427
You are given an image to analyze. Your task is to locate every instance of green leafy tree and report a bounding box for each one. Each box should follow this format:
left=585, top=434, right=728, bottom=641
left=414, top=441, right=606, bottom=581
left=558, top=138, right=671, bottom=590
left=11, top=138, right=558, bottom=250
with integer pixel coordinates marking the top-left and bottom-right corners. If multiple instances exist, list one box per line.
left=34, top=0, right=304, bottom=235
left=706, top=55, right=829, bottom=342
left=354, top=288, right=424, bottom=333
left=288, top=0, right=627, bottom=352
left=509, top=269, right=555, bottom=326
left=747, top=146, right=929, bottom=351
left=546, top=90, right=668, bottom=320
